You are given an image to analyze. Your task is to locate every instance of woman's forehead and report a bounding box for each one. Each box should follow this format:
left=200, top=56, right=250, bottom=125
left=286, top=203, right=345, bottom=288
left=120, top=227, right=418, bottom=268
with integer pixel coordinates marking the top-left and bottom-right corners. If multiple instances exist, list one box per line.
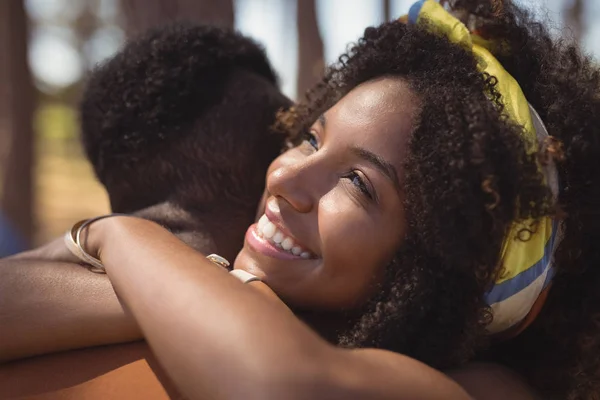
left=320, top=78, right=417, bottom=176
left=327, top=78, right=417, bottom=133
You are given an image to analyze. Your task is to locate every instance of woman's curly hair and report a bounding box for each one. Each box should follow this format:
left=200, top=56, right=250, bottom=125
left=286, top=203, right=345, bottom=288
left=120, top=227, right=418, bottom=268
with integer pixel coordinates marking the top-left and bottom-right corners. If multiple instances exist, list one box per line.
left=277, top=1, right=600, bottom=398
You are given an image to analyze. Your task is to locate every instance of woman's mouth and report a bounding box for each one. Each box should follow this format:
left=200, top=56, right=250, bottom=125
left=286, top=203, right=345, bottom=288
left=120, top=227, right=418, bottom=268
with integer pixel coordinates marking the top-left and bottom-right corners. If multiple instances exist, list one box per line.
left=245, top=214, right=316, bottom=260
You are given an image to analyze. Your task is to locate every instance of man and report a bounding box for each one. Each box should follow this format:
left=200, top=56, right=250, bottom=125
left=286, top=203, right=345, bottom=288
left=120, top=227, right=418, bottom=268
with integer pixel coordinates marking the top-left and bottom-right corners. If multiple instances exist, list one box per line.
left=0, top=23, right=290, bottom=399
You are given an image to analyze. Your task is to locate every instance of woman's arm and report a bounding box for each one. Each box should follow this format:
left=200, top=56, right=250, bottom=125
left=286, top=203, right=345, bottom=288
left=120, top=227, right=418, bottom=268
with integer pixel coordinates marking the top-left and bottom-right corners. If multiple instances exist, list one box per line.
left=0, top=233, right=263, bottom=363
left=0, top=258, right=141, bottom=362
left=87, top=216, right=472, bottom=400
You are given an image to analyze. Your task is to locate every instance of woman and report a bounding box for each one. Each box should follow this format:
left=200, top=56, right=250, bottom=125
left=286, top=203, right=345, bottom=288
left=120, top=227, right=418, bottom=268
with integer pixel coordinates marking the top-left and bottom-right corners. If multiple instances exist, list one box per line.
left=3, top=1, right=600, bottom=398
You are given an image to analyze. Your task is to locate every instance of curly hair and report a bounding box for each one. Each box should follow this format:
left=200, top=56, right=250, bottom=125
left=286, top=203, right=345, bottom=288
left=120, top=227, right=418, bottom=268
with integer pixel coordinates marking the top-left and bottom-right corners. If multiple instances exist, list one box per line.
left=80, top=23, right=291, bottom=214
left=277, top=1, right=600, bottom=398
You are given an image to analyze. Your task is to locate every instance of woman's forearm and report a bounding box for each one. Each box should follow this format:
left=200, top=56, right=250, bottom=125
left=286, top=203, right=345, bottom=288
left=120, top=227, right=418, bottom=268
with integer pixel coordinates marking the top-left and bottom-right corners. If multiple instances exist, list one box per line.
left=0, top=258, right=141, bottom=362
left=89, top=217, right=471, bottom=400
left=92, top=217, right=337, bottom=400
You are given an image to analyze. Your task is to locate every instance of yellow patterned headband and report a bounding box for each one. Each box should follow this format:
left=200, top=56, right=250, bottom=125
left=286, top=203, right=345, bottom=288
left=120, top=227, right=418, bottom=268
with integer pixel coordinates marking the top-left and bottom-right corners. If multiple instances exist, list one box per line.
left=406, top=0, right=560, bottom=337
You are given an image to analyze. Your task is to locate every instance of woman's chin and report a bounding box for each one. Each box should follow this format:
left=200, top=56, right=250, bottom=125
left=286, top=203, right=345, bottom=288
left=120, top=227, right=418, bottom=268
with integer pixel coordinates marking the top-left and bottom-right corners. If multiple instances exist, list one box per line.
left=233, top=239, right=326, bottom=309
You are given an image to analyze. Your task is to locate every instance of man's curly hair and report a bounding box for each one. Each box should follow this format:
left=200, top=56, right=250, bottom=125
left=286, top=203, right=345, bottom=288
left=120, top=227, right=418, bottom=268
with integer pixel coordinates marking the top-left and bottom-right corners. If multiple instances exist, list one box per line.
left=277, top=1, right=600, bottom=398
left=80, top=23, right=291, bottom=214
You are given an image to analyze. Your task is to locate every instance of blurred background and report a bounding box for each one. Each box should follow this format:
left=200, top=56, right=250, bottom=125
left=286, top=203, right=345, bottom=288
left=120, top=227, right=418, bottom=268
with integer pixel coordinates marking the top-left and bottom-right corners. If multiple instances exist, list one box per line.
left=0, top=0, right=595, bottom=255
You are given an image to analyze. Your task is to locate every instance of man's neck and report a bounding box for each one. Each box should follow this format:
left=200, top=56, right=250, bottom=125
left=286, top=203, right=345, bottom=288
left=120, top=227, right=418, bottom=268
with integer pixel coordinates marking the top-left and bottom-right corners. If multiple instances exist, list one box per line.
left=131, top=201, right=254, bottom=262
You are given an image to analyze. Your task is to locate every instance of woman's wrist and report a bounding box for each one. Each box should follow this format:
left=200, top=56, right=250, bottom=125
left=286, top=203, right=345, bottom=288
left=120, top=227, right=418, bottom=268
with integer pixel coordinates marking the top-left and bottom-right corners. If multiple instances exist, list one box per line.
left=82, top=217, right=113, bottom=262
left=82, top=216, right=139, bottom=265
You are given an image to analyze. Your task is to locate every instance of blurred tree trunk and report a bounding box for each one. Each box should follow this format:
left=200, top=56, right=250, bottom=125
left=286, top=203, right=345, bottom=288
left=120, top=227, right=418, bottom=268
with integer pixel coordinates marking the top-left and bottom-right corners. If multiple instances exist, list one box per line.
left=74, top=0, right=99, bottom=71
left=564, top=0, right=585, bottom=43
left=121, top=0, right=235, bottom=37
left=0, top=0, right=35, bottom=245
left=384, top=0, right=391, bottom=22
left=297, top=0, right=324, bottom=100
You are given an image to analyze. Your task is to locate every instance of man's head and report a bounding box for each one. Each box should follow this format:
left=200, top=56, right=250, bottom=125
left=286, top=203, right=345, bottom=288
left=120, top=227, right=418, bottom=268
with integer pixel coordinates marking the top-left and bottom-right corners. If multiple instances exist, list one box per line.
left=80, top=23, right=292, bottom=216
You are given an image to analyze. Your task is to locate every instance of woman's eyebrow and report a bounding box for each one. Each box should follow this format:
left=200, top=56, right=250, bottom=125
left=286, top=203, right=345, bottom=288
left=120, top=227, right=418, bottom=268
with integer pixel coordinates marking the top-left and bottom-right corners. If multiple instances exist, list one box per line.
left=318, top=114, right=326, bottom=127
left=351, top=146, right=401, bottom=192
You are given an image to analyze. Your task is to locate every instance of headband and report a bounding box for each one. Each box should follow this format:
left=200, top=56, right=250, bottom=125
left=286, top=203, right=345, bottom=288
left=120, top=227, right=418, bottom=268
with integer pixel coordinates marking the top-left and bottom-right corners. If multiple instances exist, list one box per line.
left=406, top=0, right=560, bottom=337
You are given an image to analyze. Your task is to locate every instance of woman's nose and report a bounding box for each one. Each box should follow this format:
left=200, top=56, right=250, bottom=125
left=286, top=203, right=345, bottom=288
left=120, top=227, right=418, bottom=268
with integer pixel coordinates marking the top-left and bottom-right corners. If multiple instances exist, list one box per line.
left=266, top=161, right=317, bottom=214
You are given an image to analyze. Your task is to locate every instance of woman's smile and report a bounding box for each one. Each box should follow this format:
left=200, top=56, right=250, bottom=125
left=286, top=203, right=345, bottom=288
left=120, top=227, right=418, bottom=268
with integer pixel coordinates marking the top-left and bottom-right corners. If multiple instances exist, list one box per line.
left=246, top=198, right=317, bottom=260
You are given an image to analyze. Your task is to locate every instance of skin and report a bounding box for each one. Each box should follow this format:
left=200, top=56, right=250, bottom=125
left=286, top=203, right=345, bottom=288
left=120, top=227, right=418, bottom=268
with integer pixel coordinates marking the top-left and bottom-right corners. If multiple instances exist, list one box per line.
left=0, top=343, right=178, bottom=399
left=0, top=78, right=541, bottom=399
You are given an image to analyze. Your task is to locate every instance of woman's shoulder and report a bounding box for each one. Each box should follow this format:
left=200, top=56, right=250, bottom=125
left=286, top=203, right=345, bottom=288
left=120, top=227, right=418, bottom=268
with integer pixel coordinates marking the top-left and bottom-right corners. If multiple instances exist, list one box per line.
left=446, top=362, right=540, bottom=400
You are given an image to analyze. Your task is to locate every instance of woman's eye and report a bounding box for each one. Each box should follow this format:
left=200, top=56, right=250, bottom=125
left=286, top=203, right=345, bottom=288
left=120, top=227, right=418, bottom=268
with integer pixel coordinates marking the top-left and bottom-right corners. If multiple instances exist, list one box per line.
left=345, top=171, right=374, bottom=200
left=302, top=131, right=319, bottom=150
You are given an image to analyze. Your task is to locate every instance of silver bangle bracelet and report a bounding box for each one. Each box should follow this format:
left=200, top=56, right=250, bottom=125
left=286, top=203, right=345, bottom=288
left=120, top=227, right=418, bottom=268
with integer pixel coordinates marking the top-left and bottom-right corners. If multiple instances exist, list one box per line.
left=65, top=213, right=128, bottom=274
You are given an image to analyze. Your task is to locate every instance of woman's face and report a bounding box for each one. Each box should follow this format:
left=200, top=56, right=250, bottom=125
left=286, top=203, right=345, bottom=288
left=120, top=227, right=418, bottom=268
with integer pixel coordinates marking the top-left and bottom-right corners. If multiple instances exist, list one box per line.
left=234, top=77, right=418, bottom=310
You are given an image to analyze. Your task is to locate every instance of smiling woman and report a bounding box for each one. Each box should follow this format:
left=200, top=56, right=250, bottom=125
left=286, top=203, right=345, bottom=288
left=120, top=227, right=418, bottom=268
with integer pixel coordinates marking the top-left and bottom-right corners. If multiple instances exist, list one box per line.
left=2, top=1, right=600, bottom=399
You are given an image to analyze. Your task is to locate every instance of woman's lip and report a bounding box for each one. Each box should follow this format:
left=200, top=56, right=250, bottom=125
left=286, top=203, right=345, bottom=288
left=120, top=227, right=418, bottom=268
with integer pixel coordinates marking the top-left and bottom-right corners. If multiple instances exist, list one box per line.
left=255, top=192, right=268, bottom=222
left=245, top=224, right=306, bottom=261
left=264, top=204, right=289, bottom=236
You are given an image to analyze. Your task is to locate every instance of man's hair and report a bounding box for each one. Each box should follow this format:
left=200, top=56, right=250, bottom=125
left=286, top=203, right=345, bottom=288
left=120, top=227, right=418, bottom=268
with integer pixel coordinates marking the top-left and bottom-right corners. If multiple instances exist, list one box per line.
left=80, top=23, right=291, bottom=214
left=277, top=1, right=600, bottom=398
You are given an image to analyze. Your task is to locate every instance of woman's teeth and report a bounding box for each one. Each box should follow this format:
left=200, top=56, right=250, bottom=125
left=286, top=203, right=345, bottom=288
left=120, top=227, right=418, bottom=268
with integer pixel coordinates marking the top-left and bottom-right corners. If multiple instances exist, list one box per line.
left=257, top=214, right=312, bottom=259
